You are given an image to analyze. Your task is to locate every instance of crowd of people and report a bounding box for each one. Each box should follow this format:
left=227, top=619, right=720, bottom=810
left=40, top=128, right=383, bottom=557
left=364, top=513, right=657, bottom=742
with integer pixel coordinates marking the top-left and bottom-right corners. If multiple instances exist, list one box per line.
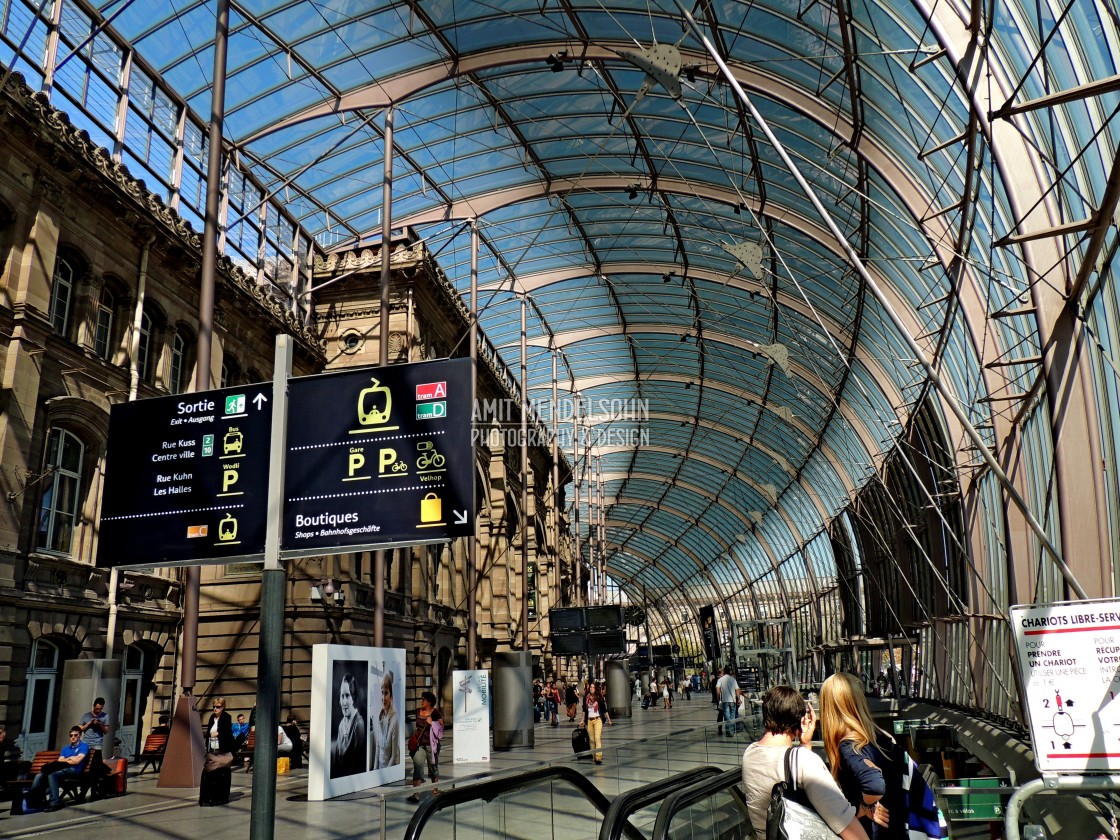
left=531, top=666, right=923, bottom=840
left=12, top=664, right=917, bottom=839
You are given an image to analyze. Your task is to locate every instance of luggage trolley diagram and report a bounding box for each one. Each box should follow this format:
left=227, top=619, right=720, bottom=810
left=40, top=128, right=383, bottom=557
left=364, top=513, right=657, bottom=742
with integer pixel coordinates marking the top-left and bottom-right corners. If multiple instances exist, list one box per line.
left=1005, top=599, right=1120, bottom=840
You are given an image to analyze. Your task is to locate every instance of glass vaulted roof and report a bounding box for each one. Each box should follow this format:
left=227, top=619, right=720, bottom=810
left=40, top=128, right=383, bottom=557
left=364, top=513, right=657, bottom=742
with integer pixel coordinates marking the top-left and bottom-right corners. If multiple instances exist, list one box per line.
left=25, top=0, right=1118, bottom=627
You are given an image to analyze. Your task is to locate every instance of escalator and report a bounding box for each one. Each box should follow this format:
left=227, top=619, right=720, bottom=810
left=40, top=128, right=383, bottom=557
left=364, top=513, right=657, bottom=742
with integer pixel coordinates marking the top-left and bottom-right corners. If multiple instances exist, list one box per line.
left=404, top=763, right=731, bottom=840
left=598, top=765, right=723, bottom=840
left=651, top=768, right=752, bottom=840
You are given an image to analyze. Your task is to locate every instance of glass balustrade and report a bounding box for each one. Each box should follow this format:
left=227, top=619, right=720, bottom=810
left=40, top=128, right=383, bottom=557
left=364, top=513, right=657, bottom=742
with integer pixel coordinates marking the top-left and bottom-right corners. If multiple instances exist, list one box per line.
left=360, top=711, right=763, bottom=840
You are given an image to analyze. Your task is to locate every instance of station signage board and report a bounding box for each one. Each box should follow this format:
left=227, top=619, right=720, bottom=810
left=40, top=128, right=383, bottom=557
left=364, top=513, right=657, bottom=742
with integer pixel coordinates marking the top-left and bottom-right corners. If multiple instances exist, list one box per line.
left=96, top=384, right=273, bottom=566
left=1010, top=598, right=1120, bottom=773
left=281, top=358, right=475, bottom=555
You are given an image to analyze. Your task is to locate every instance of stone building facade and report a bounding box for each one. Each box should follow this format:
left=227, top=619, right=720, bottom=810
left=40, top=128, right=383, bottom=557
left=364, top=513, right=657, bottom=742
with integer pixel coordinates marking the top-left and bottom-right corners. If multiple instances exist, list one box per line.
left=0, top=70, right=571, bottom=758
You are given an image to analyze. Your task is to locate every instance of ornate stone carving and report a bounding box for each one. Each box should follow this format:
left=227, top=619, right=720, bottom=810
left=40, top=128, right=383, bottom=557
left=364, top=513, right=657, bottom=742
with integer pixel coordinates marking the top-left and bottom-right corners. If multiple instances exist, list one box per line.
left=32, top=171, right=66, bottom=208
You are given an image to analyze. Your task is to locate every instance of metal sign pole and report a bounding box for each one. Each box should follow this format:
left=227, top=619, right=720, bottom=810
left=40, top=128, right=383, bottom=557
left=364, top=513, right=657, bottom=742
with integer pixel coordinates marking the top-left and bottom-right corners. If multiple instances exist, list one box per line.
left=249, top=334, right=292, bottom=840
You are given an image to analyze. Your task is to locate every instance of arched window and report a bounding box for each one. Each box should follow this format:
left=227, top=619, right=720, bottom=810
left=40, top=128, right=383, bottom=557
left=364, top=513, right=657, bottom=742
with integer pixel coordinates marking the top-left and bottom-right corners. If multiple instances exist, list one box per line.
left=94, top=286, right=116, bottom=360
left=137, top=311, right=153, bottom=382
left=37, top=428, right=84, bottom=555
left=221, top=356, right=241, bottom=388
left=169, top=330, right=189, bottom=394
left=49, top=254, right=76, bottom=336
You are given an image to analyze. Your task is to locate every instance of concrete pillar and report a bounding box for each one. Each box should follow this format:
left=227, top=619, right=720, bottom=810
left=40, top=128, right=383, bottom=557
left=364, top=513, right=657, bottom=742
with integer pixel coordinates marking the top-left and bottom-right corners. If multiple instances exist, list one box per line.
left=492, top=650, right=533, bottom=750
left=605, top=660, right=631, bottom=718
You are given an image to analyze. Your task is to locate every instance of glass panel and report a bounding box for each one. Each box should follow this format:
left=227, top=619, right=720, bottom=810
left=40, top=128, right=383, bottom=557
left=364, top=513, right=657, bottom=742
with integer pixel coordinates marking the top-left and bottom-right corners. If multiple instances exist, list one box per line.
left=28, top=678, right=50, bottom=732
left=170, top=332, right=186, bottom=395
left=403, top=714, right=761, bottom=838
left=59, top=432, right=82, bottom=474
left=50, top=258, right=73, bottom=335
left=137, top=311, right=151, bottom=381
left=661, top=788, right=752, bottom=839
left=123, top=677, right=138, bottom=722
left=33, top=640, right=56, bottom=670
left=94, top=294, right=113, bottom=359
left=38, top=428, right=83, bottom=555
left=49, top=475, right=77, bottom=553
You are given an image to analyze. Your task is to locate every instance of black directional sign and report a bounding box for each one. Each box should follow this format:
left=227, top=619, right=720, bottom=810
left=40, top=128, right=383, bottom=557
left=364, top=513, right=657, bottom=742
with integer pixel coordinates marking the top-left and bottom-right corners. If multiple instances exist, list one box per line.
left=281, top=358, right=475, bottom=555
left=96, top=383, right=273, bottom=567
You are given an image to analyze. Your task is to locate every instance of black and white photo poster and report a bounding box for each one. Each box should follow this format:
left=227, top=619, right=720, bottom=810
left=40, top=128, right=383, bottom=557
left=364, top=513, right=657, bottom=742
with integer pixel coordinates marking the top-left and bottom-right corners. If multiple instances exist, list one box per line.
left=309, top=644, right=406, bottom=800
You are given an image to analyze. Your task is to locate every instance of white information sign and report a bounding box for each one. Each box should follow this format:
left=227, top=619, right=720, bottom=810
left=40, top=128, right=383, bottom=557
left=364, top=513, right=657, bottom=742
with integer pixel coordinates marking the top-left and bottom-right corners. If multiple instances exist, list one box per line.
left=308, top=644, right=407, bottom=800
left=452, top=669, right=490, bottom=764
left=1010, top=598, right=1120, bottom=773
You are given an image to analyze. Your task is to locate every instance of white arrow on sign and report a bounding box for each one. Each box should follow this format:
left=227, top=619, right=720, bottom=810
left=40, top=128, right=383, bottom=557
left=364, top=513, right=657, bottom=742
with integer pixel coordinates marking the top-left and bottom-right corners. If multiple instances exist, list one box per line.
left=453, top=510, right=467, bottom=525
left=253, top=393, right=268, bottom=410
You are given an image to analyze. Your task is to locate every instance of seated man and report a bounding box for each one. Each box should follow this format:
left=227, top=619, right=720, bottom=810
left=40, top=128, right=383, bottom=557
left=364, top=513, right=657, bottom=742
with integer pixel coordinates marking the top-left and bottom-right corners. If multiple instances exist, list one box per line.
left=231, top=714, right=249, bottom=748
left=27, top=727, right=89, bottom=811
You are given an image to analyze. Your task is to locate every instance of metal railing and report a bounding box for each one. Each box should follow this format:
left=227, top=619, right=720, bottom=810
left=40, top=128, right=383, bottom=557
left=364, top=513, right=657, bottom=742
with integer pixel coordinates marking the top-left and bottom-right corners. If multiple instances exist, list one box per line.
left=599, top=764, right=722, bottom=840
left=404, top=764, right=646, bottom=840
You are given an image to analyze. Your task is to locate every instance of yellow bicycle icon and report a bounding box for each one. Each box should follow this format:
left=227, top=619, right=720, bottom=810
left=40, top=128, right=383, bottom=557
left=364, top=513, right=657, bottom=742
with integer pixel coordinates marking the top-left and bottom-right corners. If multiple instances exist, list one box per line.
left=416, top=441, right=446, bottom=470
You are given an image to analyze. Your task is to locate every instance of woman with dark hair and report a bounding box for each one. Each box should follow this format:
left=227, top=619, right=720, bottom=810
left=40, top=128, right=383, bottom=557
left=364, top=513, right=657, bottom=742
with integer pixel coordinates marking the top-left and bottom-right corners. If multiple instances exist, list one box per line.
left=331, top=672, right=367, bottom=777
left=740, top=685, right=869, bottom=840
left=581, top=681, right=612, bottom=764
left=406, top=690, right=443, bottom=802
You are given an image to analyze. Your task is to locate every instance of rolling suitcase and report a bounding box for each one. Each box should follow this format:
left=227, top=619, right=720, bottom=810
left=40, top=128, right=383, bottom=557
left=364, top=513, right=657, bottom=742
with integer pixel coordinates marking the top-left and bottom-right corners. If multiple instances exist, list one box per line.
left=572, top=726, right=590, bottom=757
left=199, top=765, right=231, bottom=806
left=101, top=757, right=127, bottom=797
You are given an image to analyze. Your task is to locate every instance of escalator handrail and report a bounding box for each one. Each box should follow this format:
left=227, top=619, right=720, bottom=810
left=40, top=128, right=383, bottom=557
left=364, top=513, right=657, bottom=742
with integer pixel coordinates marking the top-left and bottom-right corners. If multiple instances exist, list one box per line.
left=404, top=763, right=647, bottom=840
left=650, top=767, right=747, bottom=840
left=599, top=765, right=722, bottom=840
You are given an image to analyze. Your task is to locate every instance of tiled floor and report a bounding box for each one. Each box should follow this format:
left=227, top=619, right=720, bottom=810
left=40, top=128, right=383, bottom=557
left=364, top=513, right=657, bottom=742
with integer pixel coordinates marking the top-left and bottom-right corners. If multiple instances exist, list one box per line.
left=0, top=697, right=749, bottom=840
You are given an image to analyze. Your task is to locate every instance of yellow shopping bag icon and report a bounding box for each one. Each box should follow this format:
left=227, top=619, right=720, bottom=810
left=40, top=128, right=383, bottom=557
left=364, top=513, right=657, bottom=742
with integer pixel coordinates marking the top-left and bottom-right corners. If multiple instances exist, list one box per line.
left=420, top=492, right=442, bottom=523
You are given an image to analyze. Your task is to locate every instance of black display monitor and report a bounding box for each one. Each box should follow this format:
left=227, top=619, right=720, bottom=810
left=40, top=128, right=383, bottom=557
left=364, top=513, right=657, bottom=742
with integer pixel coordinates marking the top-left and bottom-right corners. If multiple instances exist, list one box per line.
left=587, top=630, right=626, bottom=655
left=585, top=605, right=624, bottom=630
left=552, top=633, right=587, bottom=655
left=549, top=607, right=586, bottom=631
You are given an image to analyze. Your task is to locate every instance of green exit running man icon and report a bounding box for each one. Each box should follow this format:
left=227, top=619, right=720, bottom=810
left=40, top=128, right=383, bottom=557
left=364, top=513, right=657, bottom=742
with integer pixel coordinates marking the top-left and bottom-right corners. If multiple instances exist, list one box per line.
left=225, top=394, right=245, bottom=415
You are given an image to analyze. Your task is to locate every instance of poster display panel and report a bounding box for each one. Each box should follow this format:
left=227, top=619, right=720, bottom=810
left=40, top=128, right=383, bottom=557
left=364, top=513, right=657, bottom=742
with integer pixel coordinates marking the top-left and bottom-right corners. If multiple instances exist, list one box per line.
left=452, top=670, right=490, bottom=764
left=699, top=604, right=721, bottom=663
left=309, top=645, right=406, bottom=800
left=1010, top=598, right=1120, bottom=773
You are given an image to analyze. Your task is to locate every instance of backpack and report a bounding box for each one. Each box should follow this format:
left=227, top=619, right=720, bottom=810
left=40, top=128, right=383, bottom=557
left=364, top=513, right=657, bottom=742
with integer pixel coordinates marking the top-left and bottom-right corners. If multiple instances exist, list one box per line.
left=901, top=751, right=946, bottom=840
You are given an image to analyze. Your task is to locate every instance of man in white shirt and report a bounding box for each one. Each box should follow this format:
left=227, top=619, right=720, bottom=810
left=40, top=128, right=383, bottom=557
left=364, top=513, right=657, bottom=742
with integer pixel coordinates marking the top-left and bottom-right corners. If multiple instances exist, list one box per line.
left=715, top=666, right=741, bottom=735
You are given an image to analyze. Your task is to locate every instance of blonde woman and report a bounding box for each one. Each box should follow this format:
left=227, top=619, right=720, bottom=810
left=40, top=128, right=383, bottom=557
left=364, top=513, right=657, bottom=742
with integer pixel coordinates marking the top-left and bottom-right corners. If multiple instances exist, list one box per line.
left=819, top=673, right=899, bottom=840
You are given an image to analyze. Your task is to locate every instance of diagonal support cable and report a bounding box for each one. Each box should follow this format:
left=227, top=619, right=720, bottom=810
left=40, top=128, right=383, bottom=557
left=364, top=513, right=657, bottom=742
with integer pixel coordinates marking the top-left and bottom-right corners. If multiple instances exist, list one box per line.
left=674, top=0, right=1086, bottom=600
